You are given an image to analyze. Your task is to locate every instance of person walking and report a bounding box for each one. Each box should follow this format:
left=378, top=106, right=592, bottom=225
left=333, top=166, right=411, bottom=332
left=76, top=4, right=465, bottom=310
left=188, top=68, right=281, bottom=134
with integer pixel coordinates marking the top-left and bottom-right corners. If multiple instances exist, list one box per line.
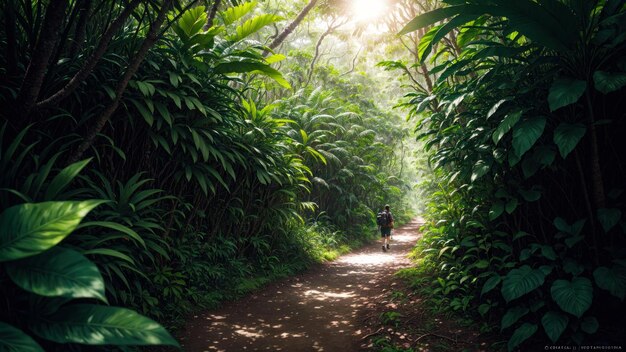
left=377, top=205, right=394, bottom=252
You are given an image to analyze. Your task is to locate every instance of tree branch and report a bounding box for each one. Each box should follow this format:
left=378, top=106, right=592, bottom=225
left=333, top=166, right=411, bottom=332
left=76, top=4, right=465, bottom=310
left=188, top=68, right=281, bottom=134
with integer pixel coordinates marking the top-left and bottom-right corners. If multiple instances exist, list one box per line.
left=264, top=0, right=318, bottom=56
left=36, top=0, right=142, bottom=110
left=15, top=0, right=68, bottom=119
left=204, top=0, right=221, bottom=30
left=68, top=0, right=173, bottom=164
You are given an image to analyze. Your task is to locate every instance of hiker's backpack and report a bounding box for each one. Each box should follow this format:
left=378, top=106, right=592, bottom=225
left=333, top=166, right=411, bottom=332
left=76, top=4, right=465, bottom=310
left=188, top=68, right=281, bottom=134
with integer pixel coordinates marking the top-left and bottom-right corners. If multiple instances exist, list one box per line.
left=376, top=211, right=391, bottom=226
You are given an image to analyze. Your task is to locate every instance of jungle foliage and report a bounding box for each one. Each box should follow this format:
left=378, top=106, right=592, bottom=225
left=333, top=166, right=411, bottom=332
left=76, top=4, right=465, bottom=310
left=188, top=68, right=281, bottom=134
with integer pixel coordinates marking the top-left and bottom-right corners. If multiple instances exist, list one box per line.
left=398, top=0, right=626, bottom=350
left=0, top=1, right=411, bottom=351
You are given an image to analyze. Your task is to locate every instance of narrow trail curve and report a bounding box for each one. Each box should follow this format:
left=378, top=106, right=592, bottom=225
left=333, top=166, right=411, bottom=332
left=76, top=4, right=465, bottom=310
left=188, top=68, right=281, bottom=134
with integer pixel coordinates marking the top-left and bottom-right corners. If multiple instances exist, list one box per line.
left=180, top=218, right=422, bottom=352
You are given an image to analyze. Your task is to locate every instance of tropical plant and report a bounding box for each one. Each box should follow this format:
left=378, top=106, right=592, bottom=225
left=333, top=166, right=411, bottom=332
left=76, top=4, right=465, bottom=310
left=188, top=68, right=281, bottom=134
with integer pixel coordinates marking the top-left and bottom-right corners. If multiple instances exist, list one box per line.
left=399, top=0, right=626, bottom=350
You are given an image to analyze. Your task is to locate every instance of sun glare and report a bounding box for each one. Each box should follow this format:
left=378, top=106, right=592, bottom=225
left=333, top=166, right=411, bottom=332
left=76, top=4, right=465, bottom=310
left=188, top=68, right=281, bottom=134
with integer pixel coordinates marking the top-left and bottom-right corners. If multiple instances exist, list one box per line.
left=351, top=0, right=388, bottom=22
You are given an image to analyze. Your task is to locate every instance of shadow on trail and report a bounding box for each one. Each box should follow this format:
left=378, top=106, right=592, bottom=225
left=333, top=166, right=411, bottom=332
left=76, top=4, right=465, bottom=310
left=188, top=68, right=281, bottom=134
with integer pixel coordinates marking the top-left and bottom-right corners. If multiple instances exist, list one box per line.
left=180, top=219, right=422, bottom=352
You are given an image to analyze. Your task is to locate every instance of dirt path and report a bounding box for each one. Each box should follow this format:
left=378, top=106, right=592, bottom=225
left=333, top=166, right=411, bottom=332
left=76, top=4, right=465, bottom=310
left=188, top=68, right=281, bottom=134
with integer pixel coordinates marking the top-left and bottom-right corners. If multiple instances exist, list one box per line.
left=179, top=219, right=422, bottom=352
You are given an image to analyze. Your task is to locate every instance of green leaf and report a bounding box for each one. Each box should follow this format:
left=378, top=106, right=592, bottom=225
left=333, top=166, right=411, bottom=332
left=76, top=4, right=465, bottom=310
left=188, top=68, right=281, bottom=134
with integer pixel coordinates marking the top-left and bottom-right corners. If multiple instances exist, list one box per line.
left=5, top=247, right=106, bottom=302
left=31, top=304, right=179, bottom=347
left=541, top=311, right=569, bottom=343
left=481, top=275, right=501, bottom=296
left=519, top=188, right=541, bottom=202
left=563, top=258, right=584, bottom=276
left=492, top=110, right=522, bottom=145
left=478, top=303, right=490, bottom=316
left=489, top=202, right=504, bottom=221
left=581, top=317, right=599, bottom=334
left=593, top=71, right=626, bottom=94
left=230, top=14, right=283, bottom=42
left=44, top=159, right=91, bottom=200
left=541, top=245, right=557, bottom=261
left=501, top=306, right=529, bottom=330
left=564, top=235, right=584, bottom=248
left=399, top=5, right=467, bottom=35
left=82, top=248, right=135, bottom=264
left=512, top=117, right=546, bottom=158
left=176, top=6, right=207, bottom=38
left=215, top=61, right=291, bottom=89
left=471, top=160, right=490, bottom=182
left=593, top=265, right=626, bottom=300
left=220, top=1, right=257, bottom=26
left=550, top=277, right=593, bottom=317
left=418, top=14, right=475, bottom=62
left=0, top=201, right=104, bottom=262
left=554, top=217, right=570, bottom=233
left=76, top=221, right=145, bottom=248
left=597, top=208, right=621, bottom=232
left=475, top=260, right=489, bottom=269
left=554, top=123, right=586, bottom=159
left=508, top=323, right=537, bottom=352
left=501, top=265, right=546, bottom=302
left=0, top=321, right=44, bottom=352
left=548, top=78, right=586, bottom=111
left=129, top=99, right=154, bottom=126
left=505, top=198, right=518, bottom=214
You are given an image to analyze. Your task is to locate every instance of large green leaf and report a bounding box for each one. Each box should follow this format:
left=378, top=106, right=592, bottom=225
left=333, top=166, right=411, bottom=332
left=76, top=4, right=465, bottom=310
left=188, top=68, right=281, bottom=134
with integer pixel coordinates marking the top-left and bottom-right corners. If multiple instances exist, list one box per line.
left=0, top=201, right=104, bottom=262
left=181, top=6, right=207, bottom=36
left=593, top=71, right=626, bottom=94
left=501, top=306, right=529, bottom=330
left=5, top=247, right=106, bottom=302
left=31, top=304, right=179, bottom=347
left=501, top=265, right=546, bottom=302
left=548, top=78, right=586, bottom=111
left=399, top=5, right=468, bottom=35
left=512, top=117, right=546, bottom=158
left=550, top=277, right=593, bottom=317
left=492, top=110, right=522, bottom=145
left=541, top=311, right=569, bottom=343
left=0, top=322, right=44, bottom=352
left=554, top=123, right=586, bottom=159
left=507, top=323, right=537, bottom=352
left=220, top=1, right=257, bottom=26
left=593, top=265, right=626, bottom=300
left=215, top=61, right=291, bottom=89
left=230, top=14, right=283, bottom=42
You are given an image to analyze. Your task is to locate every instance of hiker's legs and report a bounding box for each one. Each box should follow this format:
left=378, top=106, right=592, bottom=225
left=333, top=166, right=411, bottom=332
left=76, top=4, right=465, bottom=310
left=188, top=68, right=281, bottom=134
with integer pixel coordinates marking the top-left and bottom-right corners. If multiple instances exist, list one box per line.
left=381, top=227, right=390, bottom=250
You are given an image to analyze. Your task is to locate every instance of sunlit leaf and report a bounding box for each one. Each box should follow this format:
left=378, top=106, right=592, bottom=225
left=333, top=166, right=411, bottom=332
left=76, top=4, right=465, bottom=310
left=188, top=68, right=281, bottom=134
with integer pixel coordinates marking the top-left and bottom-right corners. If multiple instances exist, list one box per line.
left=0, top=201, right=104, bottom=262
left=31, top=304, right=179, bottom=346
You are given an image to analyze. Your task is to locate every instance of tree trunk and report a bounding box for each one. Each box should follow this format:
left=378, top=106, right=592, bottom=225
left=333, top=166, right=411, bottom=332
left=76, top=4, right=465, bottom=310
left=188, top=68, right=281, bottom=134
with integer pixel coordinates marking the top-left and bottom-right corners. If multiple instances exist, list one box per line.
left=204, top=0, right=221, bottom=30
left=15, top=0, right=68, bottom=119
left=36, top=0, right=142, bottom=110
left=264, top=0, right=318, bottom=55
left=68, top=0, right=172, bottom=164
